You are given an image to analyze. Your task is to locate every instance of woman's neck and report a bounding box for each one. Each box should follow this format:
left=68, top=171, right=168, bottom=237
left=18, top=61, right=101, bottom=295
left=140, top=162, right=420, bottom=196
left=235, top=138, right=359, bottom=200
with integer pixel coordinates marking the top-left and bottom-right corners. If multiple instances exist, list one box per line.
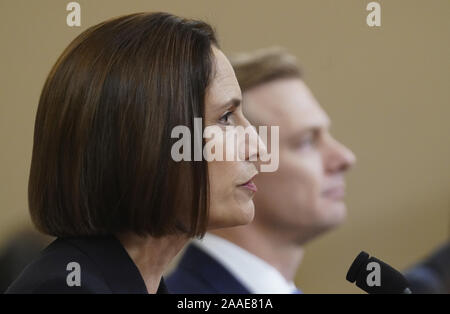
left=116, top=232, right=189, bottom=293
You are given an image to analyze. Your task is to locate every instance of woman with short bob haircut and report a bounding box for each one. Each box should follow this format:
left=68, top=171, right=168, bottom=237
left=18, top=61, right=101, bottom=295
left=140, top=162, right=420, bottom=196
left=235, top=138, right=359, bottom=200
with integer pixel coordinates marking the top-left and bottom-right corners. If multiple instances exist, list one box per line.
left=7, top=12, right=261, bottom=294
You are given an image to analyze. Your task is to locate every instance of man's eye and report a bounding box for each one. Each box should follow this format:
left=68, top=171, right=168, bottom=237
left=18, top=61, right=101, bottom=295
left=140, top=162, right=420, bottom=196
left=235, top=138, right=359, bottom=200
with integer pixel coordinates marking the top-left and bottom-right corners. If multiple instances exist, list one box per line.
left=299, top=137, right=314, bottom=147
left=297, top=132, right=319, bottom=149
left=219, top=111, right=233, bottom=125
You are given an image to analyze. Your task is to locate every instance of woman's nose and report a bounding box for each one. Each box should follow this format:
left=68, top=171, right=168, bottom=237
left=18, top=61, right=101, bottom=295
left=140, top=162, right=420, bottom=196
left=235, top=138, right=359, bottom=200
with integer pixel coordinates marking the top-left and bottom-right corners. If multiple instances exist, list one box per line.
left=239, top=122, right=266, bottom=162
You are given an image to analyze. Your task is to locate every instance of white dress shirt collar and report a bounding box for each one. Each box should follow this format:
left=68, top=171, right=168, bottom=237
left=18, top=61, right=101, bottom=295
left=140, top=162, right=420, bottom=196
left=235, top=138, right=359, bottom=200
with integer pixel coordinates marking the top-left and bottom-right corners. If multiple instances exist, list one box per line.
left=193, top=233, right=299, bottom=294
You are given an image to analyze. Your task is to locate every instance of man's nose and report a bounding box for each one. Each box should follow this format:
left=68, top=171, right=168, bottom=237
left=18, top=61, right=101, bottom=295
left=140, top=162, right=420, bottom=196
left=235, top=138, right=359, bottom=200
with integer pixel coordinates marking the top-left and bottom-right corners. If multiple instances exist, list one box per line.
left=324, top=136, right=356, bottom=173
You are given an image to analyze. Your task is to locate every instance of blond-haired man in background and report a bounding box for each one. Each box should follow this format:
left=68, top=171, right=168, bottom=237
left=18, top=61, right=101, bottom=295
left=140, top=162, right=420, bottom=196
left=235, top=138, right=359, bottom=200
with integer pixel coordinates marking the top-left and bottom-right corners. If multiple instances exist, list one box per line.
left=167, top=48, right=450, bottom=294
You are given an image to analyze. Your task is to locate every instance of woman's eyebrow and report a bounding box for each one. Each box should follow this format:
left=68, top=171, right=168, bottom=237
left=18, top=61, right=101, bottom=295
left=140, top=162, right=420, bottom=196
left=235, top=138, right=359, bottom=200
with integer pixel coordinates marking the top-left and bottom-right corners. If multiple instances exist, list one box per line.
left=218, top=98, right=241, bottom=111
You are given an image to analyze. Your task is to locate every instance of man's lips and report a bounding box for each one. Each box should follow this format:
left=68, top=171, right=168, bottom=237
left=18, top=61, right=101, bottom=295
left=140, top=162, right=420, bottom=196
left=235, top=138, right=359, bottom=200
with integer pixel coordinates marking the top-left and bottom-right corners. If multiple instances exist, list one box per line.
left=322, top=186, right=346, bottom=199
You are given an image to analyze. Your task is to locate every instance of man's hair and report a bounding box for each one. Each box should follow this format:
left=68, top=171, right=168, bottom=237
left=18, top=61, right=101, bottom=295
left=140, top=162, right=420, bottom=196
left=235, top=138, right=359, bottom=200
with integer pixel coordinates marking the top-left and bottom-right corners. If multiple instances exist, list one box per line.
left=230, top=47, right=302, bottom=92
left=29, top=12, right=217, bottom=238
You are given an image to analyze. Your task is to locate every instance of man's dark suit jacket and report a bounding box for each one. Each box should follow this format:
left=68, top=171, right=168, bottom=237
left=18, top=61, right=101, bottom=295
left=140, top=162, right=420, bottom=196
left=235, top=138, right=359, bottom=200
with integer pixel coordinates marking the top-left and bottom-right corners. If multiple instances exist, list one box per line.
left=166, top=244, right=251, bottom=294
left=5, top=235, right=168, bottom=294
left=167, top=243, right=450, bottom=294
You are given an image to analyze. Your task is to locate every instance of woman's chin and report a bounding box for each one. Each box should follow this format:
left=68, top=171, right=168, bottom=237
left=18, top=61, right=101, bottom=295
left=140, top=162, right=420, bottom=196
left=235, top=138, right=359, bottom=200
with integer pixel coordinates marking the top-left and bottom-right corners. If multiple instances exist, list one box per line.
left=236, top=200, right=255, bottom=225
left=208, top=200, right=255, bottom=230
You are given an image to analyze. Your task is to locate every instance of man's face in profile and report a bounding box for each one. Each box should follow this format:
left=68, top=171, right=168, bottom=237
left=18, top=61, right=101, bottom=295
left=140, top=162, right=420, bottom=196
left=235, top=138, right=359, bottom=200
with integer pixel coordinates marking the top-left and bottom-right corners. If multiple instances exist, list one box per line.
left=243, top=78, right=356, bottom=244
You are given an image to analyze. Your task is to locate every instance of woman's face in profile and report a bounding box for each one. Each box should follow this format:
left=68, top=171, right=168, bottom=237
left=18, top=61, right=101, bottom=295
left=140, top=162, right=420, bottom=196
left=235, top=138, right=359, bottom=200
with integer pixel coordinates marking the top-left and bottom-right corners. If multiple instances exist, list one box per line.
left=204, top=47, right=260, bottom=229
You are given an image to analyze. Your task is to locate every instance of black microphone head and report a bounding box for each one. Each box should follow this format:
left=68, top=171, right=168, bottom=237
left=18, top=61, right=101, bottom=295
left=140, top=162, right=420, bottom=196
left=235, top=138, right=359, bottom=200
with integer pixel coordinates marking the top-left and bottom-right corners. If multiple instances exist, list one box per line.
left=346, top=251, right=411, bottom=294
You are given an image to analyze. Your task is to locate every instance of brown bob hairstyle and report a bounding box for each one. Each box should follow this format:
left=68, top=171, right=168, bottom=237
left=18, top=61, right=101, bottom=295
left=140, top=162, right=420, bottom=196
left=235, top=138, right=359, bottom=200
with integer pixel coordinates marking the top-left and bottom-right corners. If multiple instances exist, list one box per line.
left=29, top=12, right=217, bottom=238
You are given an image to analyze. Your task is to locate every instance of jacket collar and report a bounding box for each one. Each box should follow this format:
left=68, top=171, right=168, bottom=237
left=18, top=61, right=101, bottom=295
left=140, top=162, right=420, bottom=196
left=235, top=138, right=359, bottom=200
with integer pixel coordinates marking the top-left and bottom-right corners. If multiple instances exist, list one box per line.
left=177, top=244, right=250, bottom=293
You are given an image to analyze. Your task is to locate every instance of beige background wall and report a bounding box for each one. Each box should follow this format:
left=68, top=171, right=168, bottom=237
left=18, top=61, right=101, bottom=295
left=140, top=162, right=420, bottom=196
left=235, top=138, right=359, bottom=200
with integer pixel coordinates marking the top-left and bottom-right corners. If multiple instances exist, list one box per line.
left=1, top=0, right=449, bottom=293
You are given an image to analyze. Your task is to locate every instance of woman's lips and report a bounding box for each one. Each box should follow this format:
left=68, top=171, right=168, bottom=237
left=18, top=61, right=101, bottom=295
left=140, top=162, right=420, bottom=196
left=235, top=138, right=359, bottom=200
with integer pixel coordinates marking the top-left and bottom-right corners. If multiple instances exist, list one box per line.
left=239, top=179, right=258, bottom=193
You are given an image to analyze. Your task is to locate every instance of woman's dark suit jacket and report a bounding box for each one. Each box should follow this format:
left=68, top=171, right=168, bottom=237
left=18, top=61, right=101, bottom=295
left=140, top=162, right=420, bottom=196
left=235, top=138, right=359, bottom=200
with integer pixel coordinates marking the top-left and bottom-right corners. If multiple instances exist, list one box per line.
left=5, top=235, right=168, bottom=294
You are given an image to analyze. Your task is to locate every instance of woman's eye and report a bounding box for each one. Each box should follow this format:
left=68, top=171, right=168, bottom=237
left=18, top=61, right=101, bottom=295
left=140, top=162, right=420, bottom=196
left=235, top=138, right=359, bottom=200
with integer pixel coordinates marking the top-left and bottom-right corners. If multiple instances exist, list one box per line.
left=219, top=111, right=233, bottom=125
